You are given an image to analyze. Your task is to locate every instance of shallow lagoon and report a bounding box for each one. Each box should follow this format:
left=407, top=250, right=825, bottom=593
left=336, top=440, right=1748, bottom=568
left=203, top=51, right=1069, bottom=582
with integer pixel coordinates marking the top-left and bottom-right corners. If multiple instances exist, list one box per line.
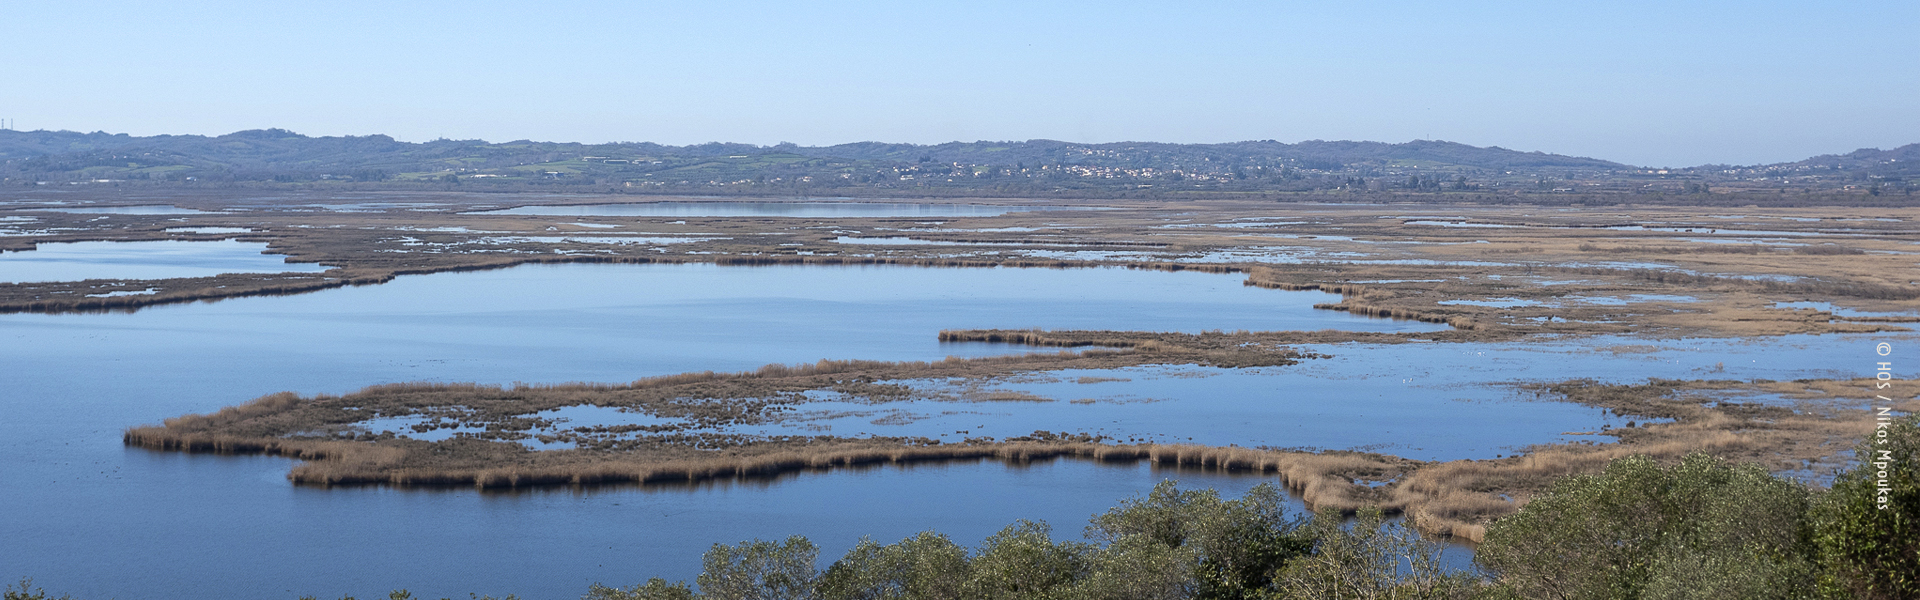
left=486, top=333, right=1916, bottom=462
left=1, top=262, right=1909, bottom=599
left=726, top=365, right=1633, bottom=461
left=16, top=448, right=1298, bottom=599
left=1, top=263, right=1446, bottom=598
left=0, top=239, right=332, bottom=283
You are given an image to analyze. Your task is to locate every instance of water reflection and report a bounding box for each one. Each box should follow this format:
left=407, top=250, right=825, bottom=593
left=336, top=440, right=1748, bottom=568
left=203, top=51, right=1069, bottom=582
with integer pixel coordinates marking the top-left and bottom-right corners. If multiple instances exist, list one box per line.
left=0, top=239, right=331, bottom=283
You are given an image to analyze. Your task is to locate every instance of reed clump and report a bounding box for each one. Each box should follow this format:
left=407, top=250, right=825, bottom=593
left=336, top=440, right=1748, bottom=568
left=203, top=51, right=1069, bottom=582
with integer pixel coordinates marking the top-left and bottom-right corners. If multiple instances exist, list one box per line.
left=1240, top=266, right=1402, bottom=300
left=1310, top=302, right=1472, bottom=329
left=275, top=442, right=1236, bottom=488
left=1577, top=243, right=1778, bottom=254
left=937, top=327, right=1465, bottom=351
left=936, top=328, right=1337, bottom=367
left=271, top=440, right=1433, bottom=522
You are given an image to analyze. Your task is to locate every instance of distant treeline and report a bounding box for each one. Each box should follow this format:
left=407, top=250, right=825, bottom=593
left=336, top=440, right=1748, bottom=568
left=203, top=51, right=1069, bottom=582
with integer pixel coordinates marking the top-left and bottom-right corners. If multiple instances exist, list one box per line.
left=1, top=129, right=1913, bottom=201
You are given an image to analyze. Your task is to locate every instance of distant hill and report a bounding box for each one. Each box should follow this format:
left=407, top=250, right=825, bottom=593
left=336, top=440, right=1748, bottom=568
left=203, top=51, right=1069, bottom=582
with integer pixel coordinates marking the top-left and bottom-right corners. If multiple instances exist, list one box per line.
left=0, top=129, right=1909, bottom=197
left=1770, top=143, right=1920, bottom=177
left=0, top=129, right=1625, bottom=177
left=774, top=139, right=1629, bottom=171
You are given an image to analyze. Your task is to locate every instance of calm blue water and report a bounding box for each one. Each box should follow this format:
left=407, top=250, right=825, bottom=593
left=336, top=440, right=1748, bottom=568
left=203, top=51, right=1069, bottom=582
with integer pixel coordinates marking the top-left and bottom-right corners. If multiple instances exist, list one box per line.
left=473, top=201, right=1081, bottom=218
left=0, top=263, right=1442, bottom=599
left=1, top=261, right=1905, bottom=598
left=595, top=335, right=1915, bottom=462
left=0, top=239, right=331, bottom=283
left=17, top=450, right=1294, bottom=600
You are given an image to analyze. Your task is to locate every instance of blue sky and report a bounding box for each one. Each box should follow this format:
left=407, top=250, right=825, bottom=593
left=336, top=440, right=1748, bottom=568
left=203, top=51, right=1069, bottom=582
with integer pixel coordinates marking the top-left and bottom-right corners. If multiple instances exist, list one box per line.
left=5, top=1, right=1915, bottom=166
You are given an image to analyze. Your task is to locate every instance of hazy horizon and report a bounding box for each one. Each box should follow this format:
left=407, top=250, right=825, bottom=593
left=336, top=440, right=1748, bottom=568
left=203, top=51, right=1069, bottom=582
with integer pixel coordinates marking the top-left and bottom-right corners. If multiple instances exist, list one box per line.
left=10, top=126, right=1913, bottom=170
left=7, top=1, right=1915, bottom=168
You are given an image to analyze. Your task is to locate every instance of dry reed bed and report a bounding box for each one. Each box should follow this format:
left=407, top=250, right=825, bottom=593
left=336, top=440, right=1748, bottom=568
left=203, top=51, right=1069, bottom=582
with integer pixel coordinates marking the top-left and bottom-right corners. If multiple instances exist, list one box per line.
left=123, top=362, right=1901, bottom=541
left=1258, top=261, right=1911, bottom=336
left=126, top=418, right=1428, bottom=528
left=1310, top=302, right=1478, bottom=329
left=1575, top=242, right=1869, bottom=255
left=1829, top=315, right=1920, bottom=323
left=936, top=328, right=1502, bottom=359
left=1241, top=266, right=1378, bottom=297
left=8, top=194, right=1916, bottom=340
left=279, top=443, right=1415, bottom=490
left=1245, top=267, right=1491, bottom=329
left=127, top=351, right=1170, bottom=441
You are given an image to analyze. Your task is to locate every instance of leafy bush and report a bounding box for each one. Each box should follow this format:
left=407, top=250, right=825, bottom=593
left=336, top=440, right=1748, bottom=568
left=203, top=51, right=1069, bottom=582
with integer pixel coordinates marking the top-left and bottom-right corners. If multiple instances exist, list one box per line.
left=960, top=520, right=1094, bottom=600
left=1084, top=481, right=1310, bottom=599
left=1070, top=533, right=1197, bottom=600
left=4, top=579, right=71, bottom=600
left=1475, top=453, right=1818, bottom=600
left=1814, top=414, right=1920, bottom=599
left=816, top=531, right=970, bottom=600
left=1273, top=507, right=1475, bottom=600
left=587, top=579, right=697, bottom=600
left=695, top=536, right=821, bottom=600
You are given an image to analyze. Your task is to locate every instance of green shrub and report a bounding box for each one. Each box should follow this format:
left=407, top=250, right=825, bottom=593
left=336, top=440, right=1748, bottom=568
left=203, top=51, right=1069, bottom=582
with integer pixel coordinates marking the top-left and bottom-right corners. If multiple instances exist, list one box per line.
left=695, top=536, right=820, bottom=600
left=1086, top=481, right=1310, bottom=599
left=1814, top=413, right=1920, bottom=599
left=586, top=579, right=697, bottom=600
left=1272, top=507, right=1476, bottom=600
left=961, top=520, right=1094, bottom=600
left=4, top=579, right=71, bottom=600
left=1475, top=453, right=1818, bottom=600
left=816, top=531, right=970, bottom=600
left=1069, top=533, right=1196, bottom=600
